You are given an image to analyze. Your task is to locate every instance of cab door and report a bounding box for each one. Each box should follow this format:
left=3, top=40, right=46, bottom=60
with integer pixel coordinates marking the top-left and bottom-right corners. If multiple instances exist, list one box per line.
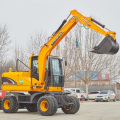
left=50, top=57, right=64, bottom=87
left=31, top=56, right=39, bottom=80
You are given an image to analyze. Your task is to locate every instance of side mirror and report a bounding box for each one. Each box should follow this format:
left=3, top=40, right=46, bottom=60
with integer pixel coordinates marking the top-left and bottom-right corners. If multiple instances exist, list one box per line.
left=65, top=60, right=67, bottom=66
left=33, top=66, right=37, bottom=73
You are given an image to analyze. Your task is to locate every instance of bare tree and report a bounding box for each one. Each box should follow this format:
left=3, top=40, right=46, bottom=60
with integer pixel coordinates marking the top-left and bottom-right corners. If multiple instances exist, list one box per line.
left=61, top=26, right=120, bottom=94
left=0, top=25, right=11, bottom=77
left=13, top=44, right=28, bottom=71
left=12, top=32, right=48, bottom=72
left=27, top=32, right=47, bottom=56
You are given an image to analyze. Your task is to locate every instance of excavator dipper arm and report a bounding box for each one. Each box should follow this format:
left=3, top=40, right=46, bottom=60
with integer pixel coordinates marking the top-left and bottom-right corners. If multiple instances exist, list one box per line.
left=70, top=10, right=116, bottom=40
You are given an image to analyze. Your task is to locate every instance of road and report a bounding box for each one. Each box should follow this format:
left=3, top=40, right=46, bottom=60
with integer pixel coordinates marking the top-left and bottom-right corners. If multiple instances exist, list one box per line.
left=0, top=101, right=120, bottom=120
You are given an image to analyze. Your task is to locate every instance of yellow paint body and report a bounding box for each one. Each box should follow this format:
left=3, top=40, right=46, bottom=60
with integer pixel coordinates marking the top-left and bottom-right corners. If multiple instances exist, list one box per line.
left=2, top=55, right=63, bottom=92
left=2, top=10, right=116, bottom=93
left=2, top=70, right=63, bottom=92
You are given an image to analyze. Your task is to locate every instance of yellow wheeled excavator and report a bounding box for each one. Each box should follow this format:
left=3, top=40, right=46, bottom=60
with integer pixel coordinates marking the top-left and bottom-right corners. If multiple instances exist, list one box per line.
left=1, top=10, right=119, bottom=116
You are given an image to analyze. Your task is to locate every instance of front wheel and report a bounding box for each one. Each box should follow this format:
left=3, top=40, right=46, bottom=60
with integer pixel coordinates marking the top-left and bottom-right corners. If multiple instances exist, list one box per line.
left=37, top=96, right=58, bottom=116
left=62, top=96, right=80, bottom=114
left=2, top=96, right=19, bottom=113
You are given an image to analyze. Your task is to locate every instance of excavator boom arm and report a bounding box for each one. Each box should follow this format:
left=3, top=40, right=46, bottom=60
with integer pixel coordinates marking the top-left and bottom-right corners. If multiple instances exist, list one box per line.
left=38, top=17, right=77, bottom=85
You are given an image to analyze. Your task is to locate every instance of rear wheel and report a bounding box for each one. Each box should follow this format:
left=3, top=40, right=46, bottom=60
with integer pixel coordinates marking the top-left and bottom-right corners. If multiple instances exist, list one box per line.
left=26, top=104, right=38, bottom=112
left=37, top=96, right=58, bottom=116
left=2, top=96, right=19, bottom=113
left=62, top=96, right=80, bottom=114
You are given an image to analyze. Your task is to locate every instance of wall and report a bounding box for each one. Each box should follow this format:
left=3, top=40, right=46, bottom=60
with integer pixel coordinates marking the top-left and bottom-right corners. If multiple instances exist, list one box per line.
left=64, top=83, right=115, bottom=93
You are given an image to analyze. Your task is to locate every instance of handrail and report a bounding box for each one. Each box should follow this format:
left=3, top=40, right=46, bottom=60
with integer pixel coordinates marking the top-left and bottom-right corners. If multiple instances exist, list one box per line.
left=16, top=59, right=30, bottom=72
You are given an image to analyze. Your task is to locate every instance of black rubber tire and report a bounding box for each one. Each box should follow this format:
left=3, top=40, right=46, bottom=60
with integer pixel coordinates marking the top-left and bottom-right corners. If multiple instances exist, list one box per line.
left=51, top=97, right=58, bottom=115
left=62, top=96, right=80, bottom=114
left=2, top=96, right=19, bottom=113
left=37, top=96, right=58, bottom=116
left=74, top=97, right=80, bottom=113
left=26, top=104, right=38, bottom=112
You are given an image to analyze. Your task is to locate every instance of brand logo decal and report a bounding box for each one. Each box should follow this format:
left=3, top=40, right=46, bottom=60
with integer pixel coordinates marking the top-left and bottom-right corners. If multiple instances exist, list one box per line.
left=19, top=80, right=24, bottom=84
left=82, top=17, right=87, bottom=23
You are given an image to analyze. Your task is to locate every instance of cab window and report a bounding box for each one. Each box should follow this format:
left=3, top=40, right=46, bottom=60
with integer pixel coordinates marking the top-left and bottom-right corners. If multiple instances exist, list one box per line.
left=33, top=60, right=38, bottom=69
left=31, top=56, right=38, bottom=71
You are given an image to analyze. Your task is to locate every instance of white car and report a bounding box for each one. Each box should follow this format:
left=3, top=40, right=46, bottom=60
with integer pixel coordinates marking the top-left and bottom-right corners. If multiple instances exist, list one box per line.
left=63, top=90, right=77, bottom=97
left=64, top=88, right=88, bottom=100
left=88, top=91, right=100, bottom=100
left=95, top=90, right=116, bottom=102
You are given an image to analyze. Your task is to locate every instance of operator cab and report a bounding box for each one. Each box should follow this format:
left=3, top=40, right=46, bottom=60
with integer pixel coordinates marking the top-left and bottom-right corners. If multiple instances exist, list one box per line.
left=31, top=56, right=64, bottom=87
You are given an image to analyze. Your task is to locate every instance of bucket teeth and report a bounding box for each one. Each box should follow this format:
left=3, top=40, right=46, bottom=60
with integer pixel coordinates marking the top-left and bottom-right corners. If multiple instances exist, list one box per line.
left=91, top=35, right=119, bottom=55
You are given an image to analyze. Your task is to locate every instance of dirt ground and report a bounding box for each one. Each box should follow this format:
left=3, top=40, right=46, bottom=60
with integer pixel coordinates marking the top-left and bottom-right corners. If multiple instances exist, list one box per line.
left=0, top=101, right=120, bottom=120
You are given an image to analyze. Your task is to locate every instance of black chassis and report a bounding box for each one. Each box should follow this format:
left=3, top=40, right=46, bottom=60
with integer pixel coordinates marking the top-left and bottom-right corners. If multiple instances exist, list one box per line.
left=9, top=92, right=73, bottom=108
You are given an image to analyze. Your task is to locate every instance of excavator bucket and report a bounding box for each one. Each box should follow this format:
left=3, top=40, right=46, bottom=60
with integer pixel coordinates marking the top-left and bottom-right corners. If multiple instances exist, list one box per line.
left=91, top=35, right=119, bottom=55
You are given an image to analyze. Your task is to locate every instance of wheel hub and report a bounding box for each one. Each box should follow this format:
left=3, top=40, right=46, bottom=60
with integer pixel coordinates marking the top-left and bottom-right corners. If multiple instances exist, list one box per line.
left=4, top=100, right=10, bottom=109
left=40, top=100, right=49, bottom=112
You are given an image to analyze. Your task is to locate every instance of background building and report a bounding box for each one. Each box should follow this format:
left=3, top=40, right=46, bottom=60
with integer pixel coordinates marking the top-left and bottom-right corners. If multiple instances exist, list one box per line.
left=64, top=71, right=117, bottom=93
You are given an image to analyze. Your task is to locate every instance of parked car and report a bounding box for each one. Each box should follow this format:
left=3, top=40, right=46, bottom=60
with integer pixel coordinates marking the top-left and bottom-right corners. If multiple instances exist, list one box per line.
left=64, top=88, right=88, bottom=100
left=88, top=91, right=100, bottom=100
left=95, top=90, right=116, bottom=102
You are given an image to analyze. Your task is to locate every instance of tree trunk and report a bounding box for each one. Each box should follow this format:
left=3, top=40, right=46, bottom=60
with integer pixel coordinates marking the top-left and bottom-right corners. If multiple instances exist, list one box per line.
left=85, top=83, right=89, bottom=94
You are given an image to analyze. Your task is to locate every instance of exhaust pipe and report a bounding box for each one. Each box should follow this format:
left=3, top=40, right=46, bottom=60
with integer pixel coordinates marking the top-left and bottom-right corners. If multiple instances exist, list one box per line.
left=91, top=35, right=119, bottom=55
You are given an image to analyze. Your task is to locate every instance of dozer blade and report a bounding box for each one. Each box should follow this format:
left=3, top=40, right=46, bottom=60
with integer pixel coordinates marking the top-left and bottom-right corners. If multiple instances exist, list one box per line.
left=91, top=35, right=119, bottom=55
